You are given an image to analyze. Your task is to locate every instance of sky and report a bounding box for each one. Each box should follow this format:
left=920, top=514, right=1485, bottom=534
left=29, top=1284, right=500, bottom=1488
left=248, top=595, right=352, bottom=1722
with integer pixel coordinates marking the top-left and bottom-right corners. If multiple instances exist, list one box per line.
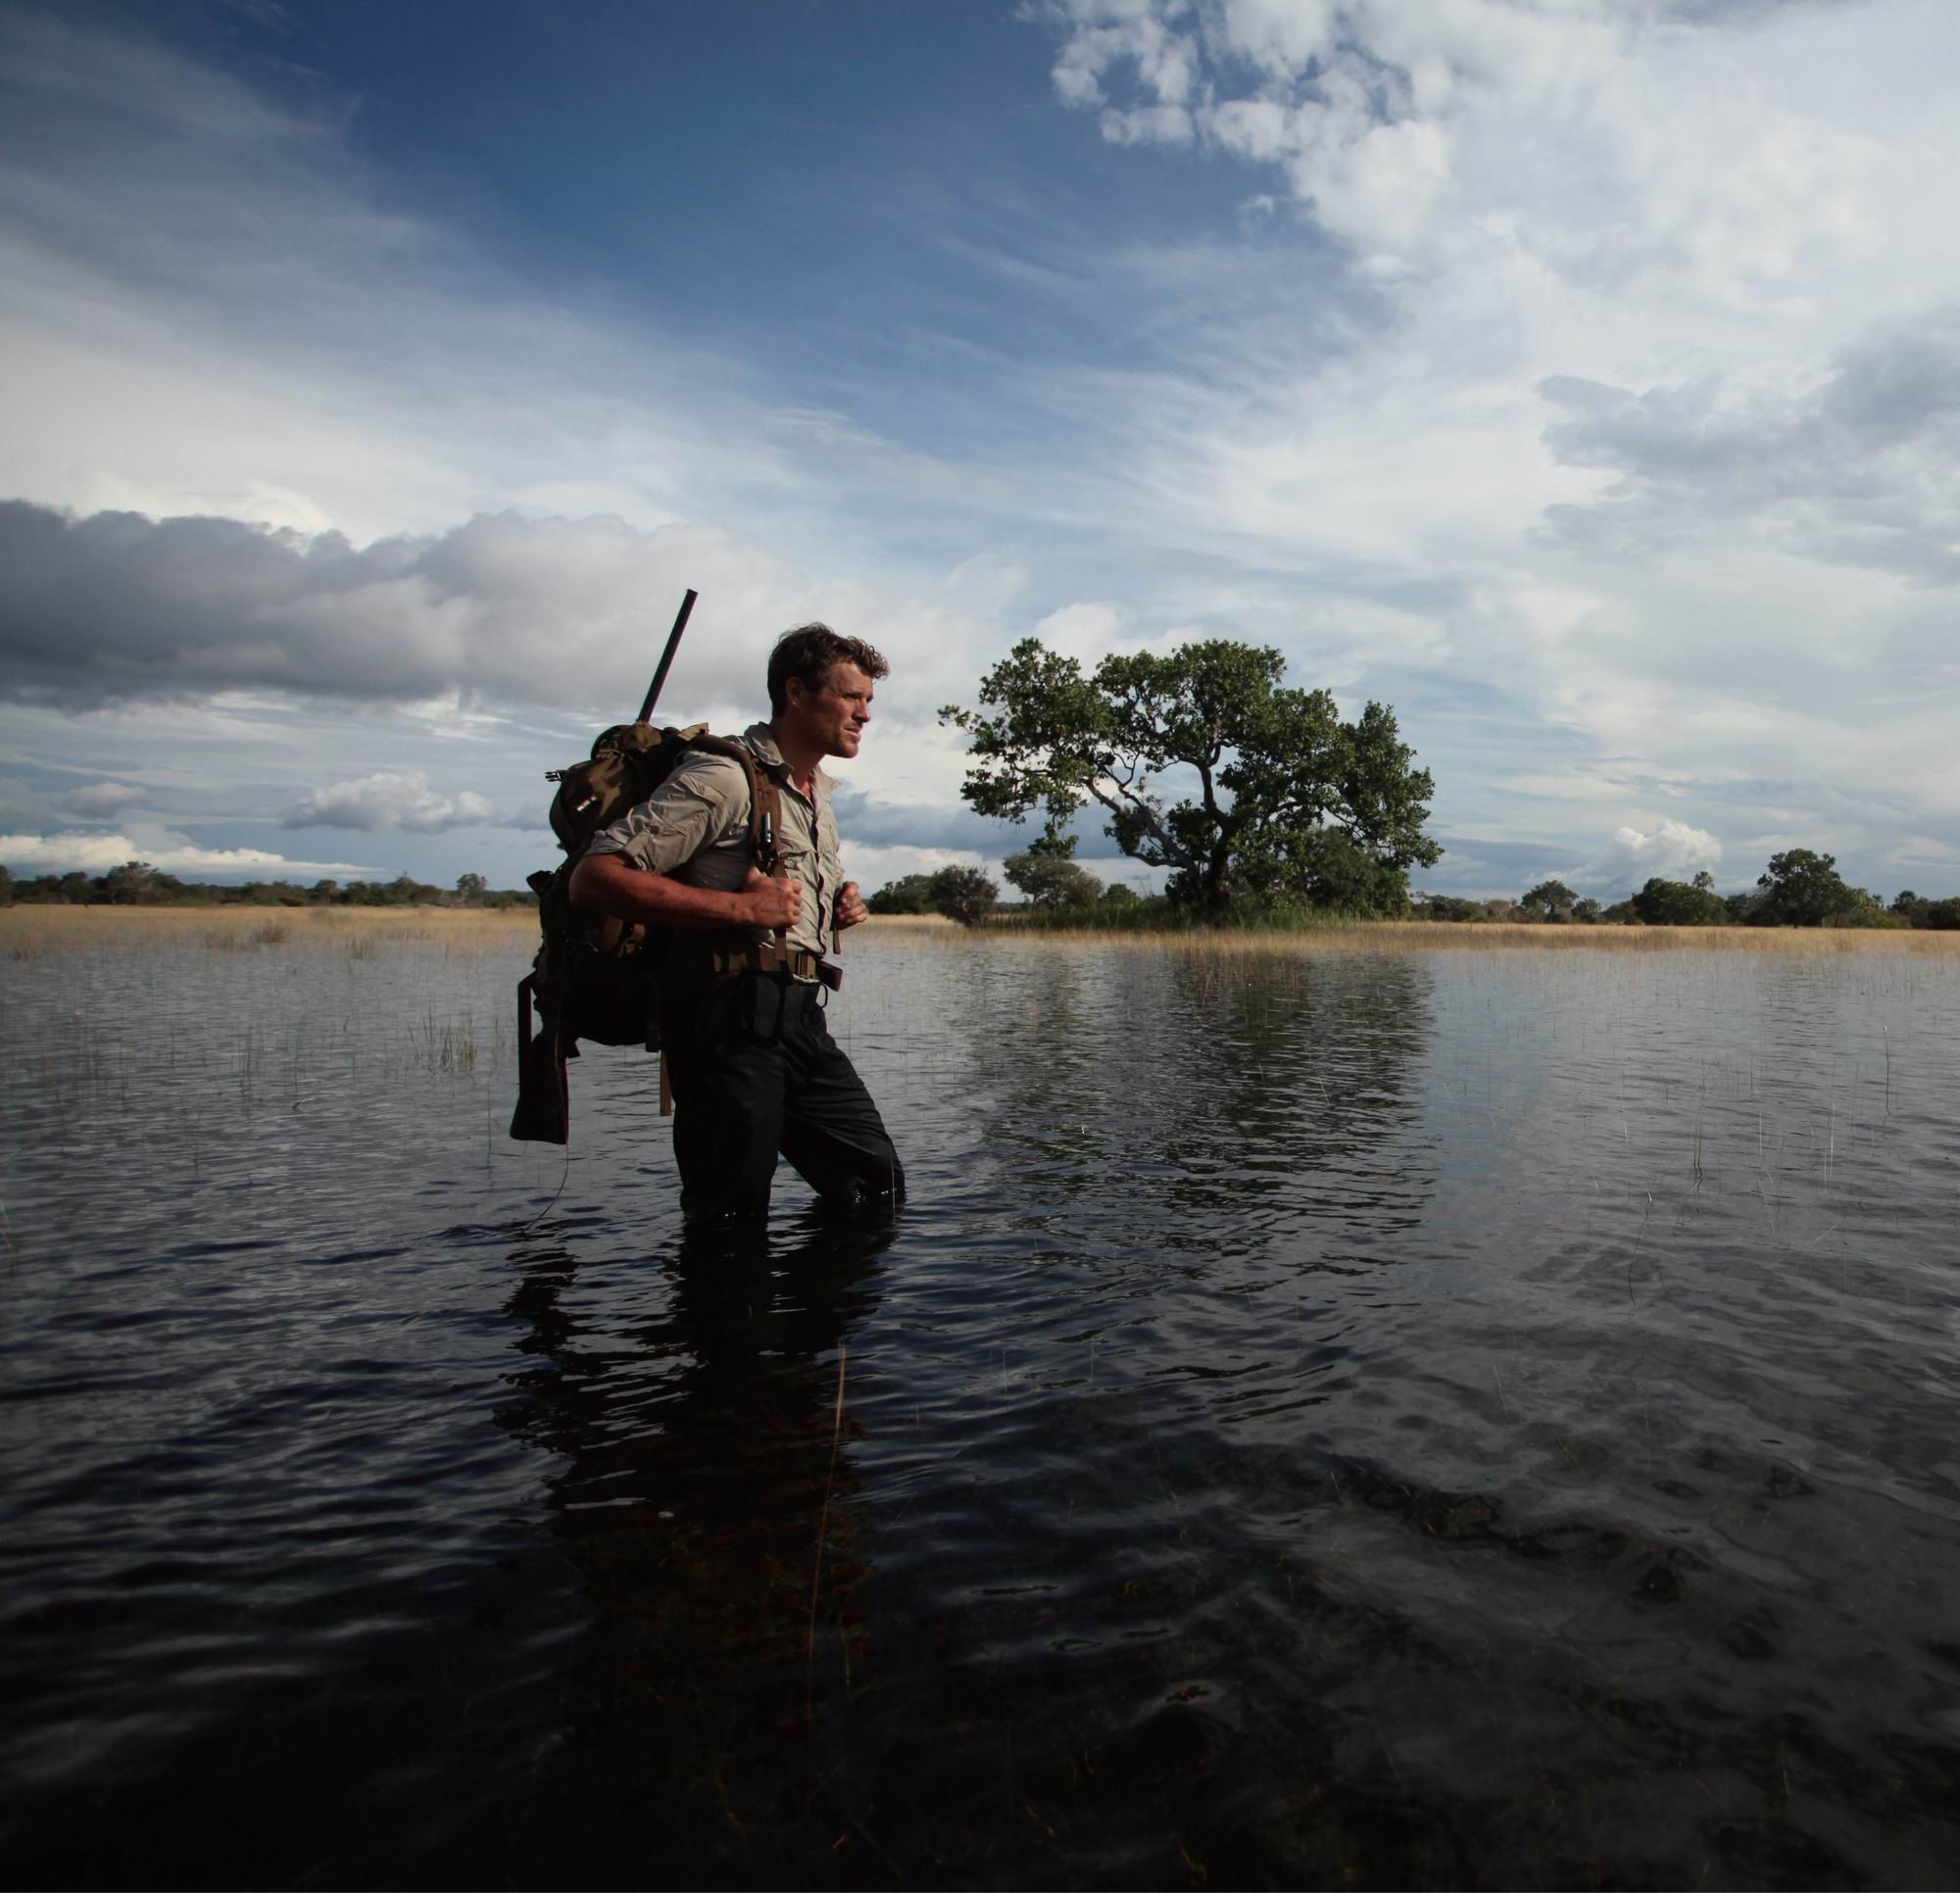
left=2, top=0, right=1958, bottom=900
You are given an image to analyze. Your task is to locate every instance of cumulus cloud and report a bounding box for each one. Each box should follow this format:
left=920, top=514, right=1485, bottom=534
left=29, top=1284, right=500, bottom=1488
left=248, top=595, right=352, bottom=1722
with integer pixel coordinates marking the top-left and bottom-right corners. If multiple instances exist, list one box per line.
left=1598, top=816, right=1724, bottom=886
left=1021, top=0, right=1960, bottom=883
left=0, top=503, right=807, bottom=716
left=0, top=502, right=1020, bottom=744
left=1040, top=0, right=1911, bottom=303
left=0, top=831, right=359, bottom=875
left=283, top=772, right=496, bottom=834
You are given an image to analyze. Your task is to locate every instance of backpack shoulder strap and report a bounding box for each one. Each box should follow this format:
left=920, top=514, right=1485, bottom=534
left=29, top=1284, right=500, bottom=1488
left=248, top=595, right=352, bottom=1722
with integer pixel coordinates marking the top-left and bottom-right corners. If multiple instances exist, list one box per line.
left=683, top=734, right=784, bottom=875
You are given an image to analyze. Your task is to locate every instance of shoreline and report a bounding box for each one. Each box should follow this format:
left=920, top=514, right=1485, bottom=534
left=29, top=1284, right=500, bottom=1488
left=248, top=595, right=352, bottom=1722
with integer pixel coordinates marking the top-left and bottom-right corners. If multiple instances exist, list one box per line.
left=7, top=905, right=1958, bottom=956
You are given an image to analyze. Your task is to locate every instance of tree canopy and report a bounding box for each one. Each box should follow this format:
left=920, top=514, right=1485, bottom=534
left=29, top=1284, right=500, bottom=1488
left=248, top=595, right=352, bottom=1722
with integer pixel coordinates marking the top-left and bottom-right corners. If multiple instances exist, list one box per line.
left=1002, top=835, right=1103, bottom=909
left=1754, top=849, right=1865, bottom=927
left=928, top=864, right=997, bottom=926
left=1519, top=879, right=1578, bottom=920
left=941, top=637, right=1440, bottom=914
left=865, top=873, right=936, bottom=916
left=1630, top=876, right=1728, bottom=926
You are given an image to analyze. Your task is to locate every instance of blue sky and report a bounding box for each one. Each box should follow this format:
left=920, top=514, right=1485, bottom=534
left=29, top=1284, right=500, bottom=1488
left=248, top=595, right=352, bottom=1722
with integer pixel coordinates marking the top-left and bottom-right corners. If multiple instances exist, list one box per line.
left=3, top=0, right=1959, bottom=900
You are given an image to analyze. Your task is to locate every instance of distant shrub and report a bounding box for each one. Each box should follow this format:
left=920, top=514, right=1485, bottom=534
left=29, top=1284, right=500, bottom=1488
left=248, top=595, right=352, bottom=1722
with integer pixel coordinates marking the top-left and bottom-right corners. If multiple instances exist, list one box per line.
left=1412, top=895, right=1486, bottom=923
left=928, top=865, right=997, bottom=927
left=867, top=873, right=936, bottom=916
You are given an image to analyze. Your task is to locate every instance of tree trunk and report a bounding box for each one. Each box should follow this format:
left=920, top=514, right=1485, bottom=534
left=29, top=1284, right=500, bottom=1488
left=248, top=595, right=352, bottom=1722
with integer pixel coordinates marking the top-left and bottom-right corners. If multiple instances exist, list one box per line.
left=1202, top=846, right=1232, bottom=913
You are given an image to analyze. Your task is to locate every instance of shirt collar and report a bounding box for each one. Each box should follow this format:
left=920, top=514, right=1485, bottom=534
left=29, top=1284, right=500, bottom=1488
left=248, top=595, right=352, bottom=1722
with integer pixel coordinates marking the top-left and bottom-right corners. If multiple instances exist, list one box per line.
left=743, top=722, right=831, bottom=797
left=742, top=721, right=786, bottom=771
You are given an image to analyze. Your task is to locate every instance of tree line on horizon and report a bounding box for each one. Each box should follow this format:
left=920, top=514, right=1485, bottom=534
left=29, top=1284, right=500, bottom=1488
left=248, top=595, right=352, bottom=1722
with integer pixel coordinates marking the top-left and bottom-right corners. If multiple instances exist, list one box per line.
left=0, top=862, right=536, bottom=910
left=1418, top=850, right=1960, bottom=930
left=12, top=846, right=1952, bottom=934
left=865, top=846, right=1960, bottom=931
left=927, top=636, right=1953, bottom=932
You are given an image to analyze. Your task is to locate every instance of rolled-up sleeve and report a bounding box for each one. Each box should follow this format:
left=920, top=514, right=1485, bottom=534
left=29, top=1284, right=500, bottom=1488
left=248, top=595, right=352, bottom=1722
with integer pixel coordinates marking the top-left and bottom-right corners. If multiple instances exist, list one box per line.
left=584, top=753, right=748, bottom=877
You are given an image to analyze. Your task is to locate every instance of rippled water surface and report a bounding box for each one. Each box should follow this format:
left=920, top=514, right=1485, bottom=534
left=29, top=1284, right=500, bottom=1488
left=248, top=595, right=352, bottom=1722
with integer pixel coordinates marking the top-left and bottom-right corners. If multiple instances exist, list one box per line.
left=5, top=922, right=1960, bottom=1887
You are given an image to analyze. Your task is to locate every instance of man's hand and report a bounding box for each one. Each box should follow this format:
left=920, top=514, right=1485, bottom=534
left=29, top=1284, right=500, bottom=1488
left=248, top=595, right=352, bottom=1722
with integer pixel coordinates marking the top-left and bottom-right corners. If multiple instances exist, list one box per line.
left=835, top=881, right=869, bottom=931
left=742, top=866, right=801, bottom=932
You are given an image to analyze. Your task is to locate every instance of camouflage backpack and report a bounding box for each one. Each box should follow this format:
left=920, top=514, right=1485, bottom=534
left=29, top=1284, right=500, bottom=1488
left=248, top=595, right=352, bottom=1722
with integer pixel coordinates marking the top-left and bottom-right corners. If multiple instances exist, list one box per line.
left=509, top=720, right=779, bottom=1145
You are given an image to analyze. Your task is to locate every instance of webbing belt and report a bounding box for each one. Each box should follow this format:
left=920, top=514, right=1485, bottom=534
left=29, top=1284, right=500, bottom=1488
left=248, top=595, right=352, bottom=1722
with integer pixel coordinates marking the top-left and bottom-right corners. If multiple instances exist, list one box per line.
left=704, top=942, right=842, bottom=989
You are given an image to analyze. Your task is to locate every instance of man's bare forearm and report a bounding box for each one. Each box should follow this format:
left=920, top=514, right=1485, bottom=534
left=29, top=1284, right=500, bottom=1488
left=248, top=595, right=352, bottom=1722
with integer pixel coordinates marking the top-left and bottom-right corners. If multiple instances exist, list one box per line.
left=567, top=852, right=765, bottom=929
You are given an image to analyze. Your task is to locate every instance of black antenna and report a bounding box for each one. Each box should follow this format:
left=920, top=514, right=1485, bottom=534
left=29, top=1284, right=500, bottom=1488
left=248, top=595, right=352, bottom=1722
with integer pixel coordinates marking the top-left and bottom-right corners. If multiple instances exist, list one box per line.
left=637, top=588, right=698, bottom=724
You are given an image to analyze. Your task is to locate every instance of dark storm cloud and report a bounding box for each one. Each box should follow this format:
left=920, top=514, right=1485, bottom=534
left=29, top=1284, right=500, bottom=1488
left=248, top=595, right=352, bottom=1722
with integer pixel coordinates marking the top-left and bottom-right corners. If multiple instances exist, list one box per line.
left=0, top=502, right=767, bottom=713
left=0, top=776, right=49, bottom=826
left=1536, top=311, right=1960, bottom=583
left=62, top=781, right=148, bottom=820
left=827, top=785, right=1006, bottom=854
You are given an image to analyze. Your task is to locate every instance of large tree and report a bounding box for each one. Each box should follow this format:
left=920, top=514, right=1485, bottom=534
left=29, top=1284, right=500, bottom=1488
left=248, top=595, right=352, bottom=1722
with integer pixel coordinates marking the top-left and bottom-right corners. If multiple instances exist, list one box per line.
left=940, top=638, right=1440, bottom=914
left=1754, top=849, right=1862, bottom=927
left=1520, top=879, right=1578, bottom=921
left=1631, top=876, right=1727, bottom=926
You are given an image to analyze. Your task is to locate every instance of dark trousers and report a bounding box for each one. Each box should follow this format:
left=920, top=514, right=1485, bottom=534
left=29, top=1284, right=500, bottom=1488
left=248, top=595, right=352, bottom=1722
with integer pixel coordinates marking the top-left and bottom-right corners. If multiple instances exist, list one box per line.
left=661, top=974, right=905, bottom=1221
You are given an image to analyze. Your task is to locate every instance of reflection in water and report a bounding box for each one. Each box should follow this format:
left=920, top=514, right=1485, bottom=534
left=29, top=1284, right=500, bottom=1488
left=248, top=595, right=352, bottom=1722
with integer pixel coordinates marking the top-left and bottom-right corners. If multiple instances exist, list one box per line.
left=947, top=947, right=1439, bottom=1265
left=495, top=1211, right=898, bottom=1885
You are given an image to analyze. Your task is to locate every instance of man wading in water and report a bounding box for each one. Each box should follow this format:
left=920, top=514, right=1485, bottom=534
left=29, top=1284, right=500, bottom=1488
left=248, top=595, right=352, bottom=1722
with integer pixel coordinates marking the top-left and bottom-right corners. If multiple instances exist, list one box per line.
left=568, top=624, right=905, bottom=1221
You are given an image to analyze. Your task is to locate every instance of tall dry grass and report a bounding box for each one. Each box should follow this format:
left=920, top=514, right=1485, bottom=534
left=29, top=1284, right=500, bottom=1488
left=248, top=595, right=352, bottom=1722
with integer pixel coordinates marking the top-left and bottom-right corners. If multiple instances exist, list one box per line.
left=949, top=918, right=1960, bottom=957
left=1, top=905, right=540, bottom=959
left=9, top=904, right=1957, bottom=961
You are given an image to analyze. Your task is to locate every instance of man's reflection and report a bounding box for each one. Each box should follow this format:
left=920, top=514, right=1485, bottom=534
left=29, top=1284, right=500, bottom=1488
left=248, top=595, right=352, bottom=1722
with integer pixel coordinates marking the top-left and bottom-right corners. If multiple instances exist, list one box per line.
left=497, top=1207, right=898, bottom=1886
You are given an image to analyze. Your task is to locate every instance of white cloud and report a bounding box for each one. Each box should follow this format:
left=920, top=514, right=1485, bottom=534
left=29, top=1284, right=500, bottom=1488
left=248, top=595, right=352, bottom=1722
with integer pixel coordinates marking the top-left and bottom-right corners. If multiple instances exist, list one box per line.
left=0, top=830, right=360, bottom=876
left=1032, top=601, right=1129, bottom=662
left=834, top=841, right=995, bottom=891
left=1026, top=0, right=1960, bottom=890
left=1600, top=816, right=1724, bottom=885
left=283, top=772, right=495, bottom=834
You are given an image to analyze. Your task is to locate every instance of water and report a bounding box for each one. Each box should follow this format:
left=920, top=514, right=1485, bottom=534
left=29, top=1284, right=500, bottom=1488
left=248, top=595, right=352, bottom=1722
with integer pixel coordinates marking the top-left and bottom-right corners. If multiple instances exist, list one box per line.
left=4, top=926, right=1960, bottom=1887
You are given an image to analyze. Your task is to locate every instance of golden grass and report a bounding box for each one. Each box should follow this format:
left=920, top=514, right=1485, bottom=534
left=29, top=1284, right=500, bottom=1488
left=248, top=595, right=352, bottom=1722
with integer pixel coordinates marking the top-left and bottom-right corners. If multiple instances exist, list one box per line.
left=953, top=919, right=1960, bottom=956
left=0, top=904, right=540, bottom=957
left=8, top=905, right=1955, bottom=960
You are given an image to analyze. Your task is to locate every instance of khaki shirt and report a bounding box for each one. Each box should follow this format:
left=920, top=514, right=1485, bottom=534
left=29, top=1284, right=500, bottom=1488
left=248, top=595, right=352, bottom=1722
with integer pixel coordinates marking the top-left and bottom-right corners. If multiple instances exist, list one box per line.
left=584, top=722, right=842, bottom=962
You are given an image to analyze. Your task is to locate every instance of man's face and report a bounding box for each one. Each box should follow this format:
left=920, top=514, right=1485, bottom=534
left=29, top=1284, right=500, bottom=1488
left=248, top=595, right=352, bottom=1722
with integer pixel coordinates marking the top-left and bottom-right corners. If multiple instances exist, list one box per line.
left=788, top=661, right=875, bottom=760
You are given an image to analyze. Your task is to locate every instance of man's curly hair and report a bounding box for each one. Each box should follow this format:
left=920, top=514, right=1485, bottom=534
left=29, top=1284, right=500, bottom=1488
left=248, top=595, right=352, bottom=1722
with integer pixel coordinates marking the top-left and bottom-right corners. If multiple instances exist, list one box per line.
left=767, top=622, right=890, bottom=716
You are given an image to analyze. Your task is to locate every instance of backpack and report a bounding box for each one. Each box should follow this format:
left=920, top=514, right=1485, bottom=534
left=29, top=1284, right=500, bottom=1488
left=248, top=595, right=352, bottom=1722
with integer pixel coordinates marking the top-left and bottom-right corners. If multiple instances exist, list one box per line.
left=508, top=720, right=780, bottom=1145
